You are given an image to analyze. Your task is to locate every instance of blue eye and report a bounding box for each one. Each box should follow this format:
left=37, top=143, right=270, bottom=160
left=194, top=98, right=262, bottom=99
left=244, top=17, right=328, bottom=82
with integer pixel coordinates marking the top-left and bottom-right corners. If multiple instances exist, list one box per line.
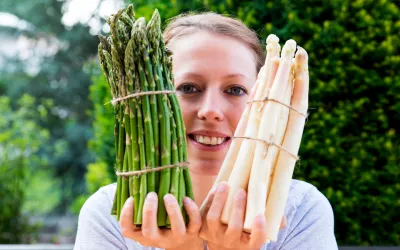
left=225, top=86, right=247, bottom=96
left=177, top=83, right=200, bottom=94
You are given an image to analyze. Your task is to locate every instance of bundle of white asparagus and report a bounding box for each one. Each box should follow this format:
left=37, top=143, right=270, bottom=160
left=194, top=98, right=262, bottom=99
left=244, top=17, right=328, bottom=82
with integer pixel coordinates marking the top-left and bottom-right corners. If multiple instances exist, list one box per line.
left=200, top=34, right=309, bottom=242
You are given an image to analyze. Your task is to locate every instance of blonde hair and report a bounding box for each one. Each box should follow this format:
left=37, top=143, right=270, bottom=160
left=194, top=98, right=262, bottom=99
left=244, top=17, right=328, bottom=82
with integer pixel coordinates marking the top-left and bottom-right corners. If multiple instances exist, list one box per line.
left=163, top=12, right=265, bottom=72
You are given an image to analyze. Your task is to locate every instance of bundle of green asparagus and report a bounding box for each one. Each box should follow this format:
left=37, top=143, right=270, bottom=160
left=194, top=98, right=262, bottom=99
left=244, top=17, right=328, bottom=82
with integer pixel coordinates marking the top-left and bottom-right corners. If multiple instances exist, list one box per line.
left=97, top=5, right=193, bottom=227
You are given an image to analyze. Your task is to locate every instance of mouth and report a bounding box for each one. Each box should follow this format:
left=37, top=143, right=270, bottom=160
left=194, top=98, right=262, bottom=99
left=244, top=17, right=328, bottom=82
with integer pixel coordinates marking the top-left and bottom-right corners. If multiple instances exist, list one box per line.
left=187, top=131, right=231, bottom=150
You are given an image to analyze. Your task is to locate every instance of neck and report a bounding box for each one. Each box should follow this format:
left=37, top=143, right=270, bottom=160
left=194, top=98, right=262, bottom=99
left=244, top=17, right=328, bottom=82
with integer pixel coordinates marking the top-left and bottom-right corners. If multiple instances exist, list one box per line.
left=190, top=169, right=217, bottom=207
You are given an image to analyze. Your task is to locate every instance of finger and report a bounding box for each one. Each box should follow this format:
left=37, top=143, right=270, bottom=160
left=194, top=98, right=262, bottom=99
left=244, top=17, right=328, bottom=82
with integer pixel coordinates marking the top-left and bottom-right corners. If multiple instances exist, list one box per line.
left=142, top=192, right=161, bottom=239
left=120, top=197, right=141, bottom=238
left=225, top=188, right=247, bottom=248
left=249, top=214, right=267, bottom=249
left=280, top=216, right=287, bottom=230
left=206, top=182, right=229, bottom=229
left=199, top=190, right=215, bottom=240
left=200, top=185, right=217, bottom=219
left=183, top=197, right=202, bottom=234
left=164, top=194, right=186, bottom=237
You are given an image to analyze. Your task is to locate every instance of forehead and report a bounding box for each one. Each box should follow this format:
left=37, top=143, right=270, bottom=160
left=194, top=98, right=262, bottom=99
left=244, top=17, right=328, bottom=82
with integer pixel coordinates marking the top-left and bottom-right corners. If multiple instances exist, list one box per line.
left=169, top=31, right=257, bottom=80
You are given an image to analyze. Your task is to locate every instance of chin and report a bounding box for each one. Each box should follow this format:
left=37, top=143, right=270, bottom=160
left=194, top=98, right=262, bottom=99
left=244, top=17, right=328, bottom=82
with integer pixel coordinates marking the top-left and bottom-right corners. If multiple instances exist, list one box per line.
left=187, top=157, right=223, bottom=176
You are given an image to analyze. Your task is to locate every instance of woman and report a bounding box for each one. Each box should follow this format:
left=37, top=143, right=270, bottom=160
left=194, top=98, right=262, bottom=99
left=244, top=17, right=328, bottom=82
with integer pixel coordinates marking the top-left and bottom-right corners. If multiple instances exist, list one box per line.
left=74, top=12, right=338, bottom=250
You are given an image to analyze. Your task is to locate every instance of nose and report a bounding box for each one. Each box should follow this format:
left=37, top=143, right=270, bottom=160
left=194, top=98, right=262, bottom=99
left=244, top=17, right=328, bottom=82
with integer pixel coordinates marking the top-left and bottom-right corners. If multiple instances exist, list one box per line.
left=197, top=89, right=224, bottom=122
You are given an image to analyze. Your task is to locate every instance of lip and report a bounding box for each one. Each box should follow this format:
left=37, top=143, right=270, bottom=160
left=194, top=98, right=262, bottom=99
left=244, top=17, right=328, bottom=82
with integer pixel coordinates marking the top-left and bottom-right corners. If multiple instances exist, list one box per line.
left=187, top=130, right=231, bottom=152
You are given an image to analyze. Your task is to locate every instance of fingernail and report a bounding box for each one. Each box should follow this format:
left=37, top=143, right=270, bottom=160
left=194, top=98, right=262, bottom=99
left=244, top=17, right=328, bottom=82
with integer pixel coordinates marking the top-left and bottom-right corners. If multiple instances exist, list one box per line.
left=163, top=194, right=174, bottom=205
left=235, top=189, right=246, bottom=200
left=183, top=197, right=191, bottom=205
left=217, top=183, right=227, bottom=193
left=255, top=214, right=265, bottom=225
left=146, top=192, right=157, bottom=202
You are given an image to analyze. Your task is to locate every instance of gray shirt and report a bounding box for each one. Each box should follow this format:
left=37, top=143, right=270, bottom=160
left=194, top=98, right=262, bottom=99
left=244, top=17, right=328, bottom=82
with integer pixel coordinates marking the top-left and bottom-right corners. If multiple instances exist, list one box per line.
left=74, top=180, right=338, bottom=250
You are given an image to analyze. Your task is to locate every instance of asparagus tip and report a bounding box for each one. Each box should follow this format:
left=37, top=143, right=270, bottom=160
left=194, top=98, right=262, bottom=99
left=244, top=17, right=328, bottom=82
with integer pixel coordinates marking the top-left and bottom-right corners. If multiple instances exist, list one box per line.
left=282, top=39, right=297, bottom=58
left=295, top=46, right=309, bottom=69
left=266, top=34, right=279, bottom=44
left=266, top=34, right=280, bottom=54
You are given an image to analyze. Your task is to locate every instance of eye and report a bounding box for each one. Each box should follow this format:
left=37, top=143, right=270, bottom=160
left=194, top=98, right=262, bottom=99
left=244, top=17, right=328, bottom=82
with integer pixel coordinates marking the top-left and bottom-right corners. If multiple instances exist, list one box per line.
left=176, top=83, right=200, bottom=94
left=225, top=85, right=247, bottom=96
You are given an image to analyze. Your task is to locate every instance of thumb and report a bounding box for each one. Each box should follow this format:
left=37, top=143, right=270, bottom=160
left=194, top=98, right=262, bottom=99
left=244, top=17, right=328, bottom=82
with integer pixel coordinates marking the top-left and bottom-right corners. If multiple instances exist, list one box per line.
left=120, top=197, right=138, bottom=233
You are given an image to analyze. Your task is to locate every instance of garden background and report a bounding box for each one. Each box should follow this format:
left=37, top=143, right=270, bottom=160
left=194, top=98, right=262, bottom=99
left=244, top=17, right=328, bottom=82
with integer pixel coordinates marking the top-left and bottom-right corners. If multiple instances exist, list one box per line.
left=0, top=0, right=399, bottom=246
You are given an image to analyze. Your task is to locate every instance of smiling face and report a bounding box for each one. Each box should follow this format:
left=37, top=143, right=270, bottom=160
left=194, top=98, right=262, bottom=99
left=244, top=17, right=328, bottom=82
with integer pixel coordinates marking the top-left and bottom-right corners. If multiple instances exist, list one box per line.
left=169, top=31, right=258, bottom=175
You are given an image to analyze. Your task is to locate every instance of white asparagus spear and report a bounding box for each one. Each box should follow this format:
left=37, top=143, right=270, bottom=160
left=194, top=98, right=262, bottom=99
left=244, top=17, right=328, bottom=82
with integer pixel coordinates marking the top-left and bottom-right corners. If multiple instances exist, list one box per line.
left=263, top=35, right=281, bottom=97
left=266, top=58, right=296, bottom=195
left=220, top=35, right=281, bottom=223
left=265, top=47, right=309, bottom=242
left=244, top=61, right=294, bottom=231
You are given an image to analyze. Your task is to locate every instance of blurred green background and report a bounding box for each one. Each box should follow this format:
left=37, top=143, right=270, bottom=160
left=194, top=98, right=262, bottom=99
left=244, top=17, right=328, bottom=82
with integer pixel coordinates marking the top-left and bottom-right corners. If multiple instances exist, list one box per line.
left=0, top=0, right=399, bottom=246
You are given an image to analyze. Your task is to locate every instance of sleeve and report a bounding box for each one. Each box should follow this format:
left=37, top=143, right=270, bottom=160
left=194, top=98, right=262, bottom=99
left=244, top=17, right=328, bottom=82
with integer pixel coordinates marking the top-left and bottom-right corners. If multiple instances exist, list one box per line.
left=73, top=186, right=129, bottom=250
left=279, top=186, right=338, bottom=250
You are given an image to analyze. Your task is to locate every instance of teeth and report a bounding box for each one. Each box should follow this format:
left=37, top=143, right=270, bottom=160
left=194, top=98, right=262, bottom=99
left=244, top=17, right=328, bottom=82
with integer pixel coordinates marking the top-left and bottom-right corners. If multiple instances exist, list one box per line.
left=193, top=135, right=226, bottom=145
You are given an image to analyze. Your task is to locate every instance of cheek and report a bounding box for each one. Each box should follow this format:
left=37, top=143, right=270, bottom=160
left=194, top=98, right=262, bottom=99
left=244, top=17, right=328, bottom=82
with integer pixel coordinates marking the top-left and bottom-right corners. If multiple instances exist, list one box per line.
left=177, top=96, right=195, bottom=130
left=228, top=101, right=247, bottom=130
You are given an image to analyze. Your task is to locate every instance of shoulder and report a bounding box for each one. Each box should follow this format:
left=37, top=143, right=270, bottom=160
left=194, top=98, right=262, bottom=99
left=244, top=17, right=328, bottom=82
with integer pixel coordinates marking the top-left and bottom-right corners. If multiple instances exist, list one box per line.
left=82, top=183, right=117, bottom=211
left=265, top=179, right=338, bottom=250
left=286, top=179, right=333, bottom=218
left=77, top=183, right=117, bottom=225
left=74, top=183, right=129, bottom=249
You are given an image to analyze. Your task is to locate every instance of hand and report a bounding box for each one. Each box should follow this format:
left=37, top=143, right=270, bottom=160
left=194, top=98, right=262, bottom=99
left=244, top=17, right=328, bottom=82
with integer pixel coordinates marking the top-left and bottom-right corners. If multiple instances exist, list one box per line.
left=200, top=182, right=286, bottom=250
left=120, top=193, right=204, bottom=250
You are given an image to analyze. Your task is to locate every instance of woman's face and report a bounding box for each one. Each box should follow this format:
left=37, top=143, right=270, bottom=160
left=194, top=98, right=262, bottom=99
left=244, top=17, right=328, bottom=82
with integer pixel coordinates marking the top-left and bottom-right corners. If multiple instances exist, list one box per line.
left=169, top=31, right=257, bottom=175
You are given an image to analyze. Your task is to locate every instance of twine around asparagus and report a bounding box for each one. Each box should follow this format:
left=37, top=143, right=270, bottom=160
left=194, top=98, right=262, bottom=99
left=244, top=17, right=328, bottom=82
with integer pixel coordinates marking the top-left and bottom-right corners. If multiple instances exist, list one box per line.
left=248, top=97, right=308, bottom=118
left=238, top=96, right=307, bottom=160
left=116, top=161, right=190, bottom=177
left=105, top=90, right=177, bottom=106
left=233, top=136, right=299, bottom=161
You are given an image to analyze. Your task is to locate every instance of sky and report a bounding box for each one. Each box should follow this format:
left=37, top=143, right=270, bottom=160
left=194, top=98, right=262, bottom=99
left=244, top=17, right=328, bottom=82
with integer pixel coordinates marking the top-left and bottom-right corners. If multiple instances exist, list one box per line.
left=0, top=0, right=123, bottom=33
left=0, top=0, right=123, bottom=73
left=62, top=0, right=124, bottom=34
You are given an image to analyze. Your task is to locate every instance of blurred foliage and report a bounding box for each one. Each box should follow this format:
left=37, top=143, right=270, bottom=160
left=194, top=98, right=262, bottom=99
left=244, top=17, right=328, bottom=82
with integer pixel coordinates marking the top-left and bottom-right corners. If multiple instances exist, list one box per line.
left=0, top=0, right=99, bottom=211
left=70, top=161, right=112, bottom=214
left=70, top=60, right=114, bottom=214
left=0, top=94, right=54, bottom=243
left=85, top=61, right=116, bottom=175
left=23, top=170, right=62, bottom=216
left=85, top=0, right=400, bottom=245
